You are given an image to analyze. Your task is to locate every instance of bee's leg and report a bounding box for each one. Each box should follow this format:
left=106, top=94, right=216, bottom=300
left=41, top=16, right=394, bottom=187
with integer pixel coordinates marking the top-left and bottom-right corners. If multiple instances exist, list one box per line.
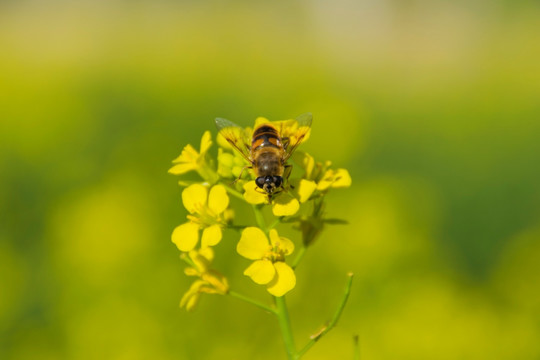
left=283, top=164, right=294, bottom=189
left=232, top=165, right=252, bottom=185
left=282, top=137, right=290, bottom=150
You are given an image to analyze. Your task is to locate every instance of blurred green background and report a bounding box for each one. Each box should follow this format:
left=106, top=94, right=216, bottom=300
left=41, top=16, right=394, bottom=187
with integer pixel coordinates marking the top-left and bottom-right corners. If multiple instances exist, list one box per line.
left=1, top=0, right=540, bottom=359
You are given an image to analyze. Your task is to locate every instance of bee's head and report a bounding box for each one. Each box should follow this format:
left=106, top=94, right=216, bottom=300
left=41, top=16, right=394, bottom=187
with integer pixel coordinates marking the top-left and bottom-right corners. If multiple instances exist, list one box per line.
left=255, top=176, right=283, bottom=194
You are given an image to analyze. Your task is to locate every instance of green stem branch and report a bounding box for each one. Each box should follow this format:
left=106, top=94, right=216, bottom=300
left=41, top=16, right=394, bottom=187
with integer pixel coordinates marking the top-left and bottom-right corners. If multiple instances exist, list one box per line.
left=291, top=245, right=307, bottom=269
left=268, top=217, right=281, bottom=230
left=353, top=334, right=360, bottom=360
left=228, top=291, right=276, bottom=314
left=297, top=273, right=354, bottom=358
left=180, top=254, right=196, bottom=268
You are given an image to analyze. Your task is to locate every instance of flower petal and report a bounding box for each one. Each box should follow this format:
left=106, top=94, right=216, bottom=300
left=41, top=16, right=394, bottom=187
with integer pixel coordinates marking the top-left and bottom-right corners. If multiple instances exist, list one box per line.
left=253, top=117, right=271, bottom=127
left=272, top=192, right=300, bottom=216
left=331, top=168, right=352, bottom=188
left=184, top=267, right=199, bottom=276
left=291, top=179, right=317, bottom=203
left=217, top=132, right=233, bottom=150
left=237, top=227, right=270, bottom=260
left=172, top=222, right=199, bottom=252
left=244, top=259, right=275, bottom=284
left=317, top=169, right=335, bottom=191
left=201, top=224, right=222, bottom=248
left=267, top=262, right=296, bottom=297
left=188, top=249, right=212, bottom=272
left=199, top=131, right=212, bottom=154
left=243, top=181, right=267, bottom=205
left=292, top=151, right=314, bottom=178
left=202, top=270, right=229, bottom=294
left=208, top=185, right=229, bottom=214
left=168, top=162, right=198, bottom=175
left=182, top=184, right=208, bottom=214
left=269, top=229, right=294, bottom=256
left=172, top=144, right=198, bottom=163
left=198, top=246, right=215, bottom=263
left=180, top=280, right=204, bottom=311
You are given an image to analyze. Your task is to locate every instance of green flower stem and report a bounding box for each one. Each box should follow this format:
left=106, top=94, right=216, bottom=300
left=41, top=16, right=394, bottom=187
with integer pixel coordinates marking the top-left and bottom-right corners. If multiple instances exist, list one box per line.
left=252, top=197, right=298, bottom=359
left=274, top=296, right=297, bottom=360
left=222, top=183, right=245, bottom=201
left=297, top=273, right=354, bottom=358
left=197, top=165, right=219, bottom=184
left=252, top=205, right=268, bottom=236
left=268, top=217, right=281, bottom=230
left=353, top=335, right=360, bottom=360
left=228, top=291, right=277, bottom=314
left=180, top=254, right=196, bottom=268
left=291, top=245, right=306, bottom=269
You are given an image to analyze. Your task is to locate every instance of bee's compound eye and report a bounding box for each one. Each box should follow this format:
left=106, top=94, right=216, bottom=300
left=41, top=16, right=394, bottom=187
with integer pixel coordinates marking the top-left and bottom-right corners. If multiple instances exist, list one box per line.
left=265, top=176, right=273, bottom=184
left=255, top=177, right=265, bottom=188
left=273, top=176, right=283, bottom=188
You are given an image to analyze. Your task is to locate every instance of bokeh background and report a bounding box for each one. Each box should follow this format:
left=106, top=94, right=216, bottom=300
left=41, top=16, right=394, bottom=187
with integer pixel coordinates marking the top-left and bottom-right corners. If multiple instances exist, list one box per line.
left=1, top=0, right=540, bottom=359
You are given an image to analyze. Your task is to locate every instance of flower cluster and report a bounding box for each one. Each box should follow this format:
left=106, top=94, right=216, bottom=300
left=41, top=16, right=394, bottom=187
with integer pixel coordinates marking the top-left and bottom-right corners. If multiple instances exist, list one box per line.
left=169, top=116, right=351, bottom=309
left=180, top=248, right=229, bottom=311
left=171, top=184, right=232, bottom=252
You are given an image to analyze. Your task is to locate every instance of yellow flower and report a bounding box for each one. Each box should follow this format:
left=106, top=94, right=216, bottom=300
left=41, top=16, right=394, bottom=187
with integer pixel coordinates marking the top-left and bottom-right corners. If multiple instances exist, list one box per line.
left=236, top=227, right=296, bottom=297
left=293, top=151, right=352, bottom=191
left=169, top=131, right=218, bottom=184
left=289, top=178, right=318, bottom=203
left=242, top=181, right=300, bottom=216
left=316, top=168, right=352, bottom=191
left=171, top=184, right=231, bottom=252
left=180, top=249, right=229, bottom=311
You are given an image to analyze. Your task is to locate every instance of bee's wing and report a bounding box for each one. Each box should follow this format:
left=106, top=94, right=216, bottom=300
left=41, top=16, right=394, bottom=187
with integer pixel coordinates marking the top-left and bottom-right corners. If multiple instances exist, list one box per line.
left=282, top=112, right=312, bottom=162
left=215, top=117, right=252, bottom=163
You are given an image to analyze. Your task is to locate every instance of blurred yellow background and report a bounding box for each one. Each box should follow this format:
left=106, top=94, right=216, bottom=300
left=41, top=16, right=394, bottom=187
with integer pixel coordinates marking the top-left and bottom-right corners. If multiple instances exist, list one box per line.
left=1, top=0, right=539, bottom=359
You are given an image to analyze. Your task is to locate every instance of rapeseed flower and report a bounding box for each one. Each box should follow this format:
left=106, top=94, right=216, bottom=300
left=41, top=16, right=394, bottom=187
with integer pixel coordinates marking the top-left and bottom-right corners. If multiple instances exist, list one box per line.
left=293, top=151, right=351, bottom=191
left=180, top=248, right=229, bottom=311
left=172, top=184, right=231, bottom=252
left=236, top=227, right=296, bottom=297
left=169, top=131, right=218, bottom=184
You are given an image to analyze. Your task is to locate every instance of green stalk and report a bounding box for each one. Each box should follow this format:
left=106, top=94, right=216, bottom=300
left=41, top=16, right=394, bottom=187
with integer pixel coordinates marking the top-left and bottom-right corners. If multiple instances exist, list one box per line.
left=353, top=335, right=360, bottom=360
left=252, top=204, right=268, bottom=235
left=222, top=183, right=246, bottom=201
left=297, top=273, right=354, bottom=358
left=228, top=291, right=276, bottom=314
left=291, top=245, right=306, bottom=269
left=275, top=296, right=297, bottom=360
left=180, top=253, right=196, bottom=268
left=251, top=195, right=301, bottom=359
left=268, top=217, right=281, bottom=230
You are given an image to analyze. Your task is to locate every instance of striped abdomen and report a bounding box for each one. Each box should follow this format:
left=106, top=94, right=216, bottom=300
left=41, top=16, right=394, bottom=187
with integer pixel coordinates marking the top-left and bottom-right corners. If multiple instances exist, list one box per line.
left=251, top=124, right=283, bottom=152
left=251, top=124, right=284, bottom=177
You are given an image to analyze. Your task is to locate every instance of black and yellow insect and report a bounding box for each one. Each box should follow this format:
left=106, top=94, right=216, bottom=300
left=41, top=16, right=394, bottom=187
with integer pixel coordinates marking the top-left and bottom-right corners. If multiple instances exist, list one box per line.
left=215, top=113, right=312, bottom=200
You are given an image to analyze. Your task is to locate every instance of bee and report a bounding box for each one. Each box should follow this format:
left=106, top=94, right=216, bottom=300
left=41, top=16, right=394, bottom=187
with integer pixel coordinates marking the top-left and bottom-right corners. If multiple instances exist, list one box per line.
left=215, top=113, right=312, bottom=200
